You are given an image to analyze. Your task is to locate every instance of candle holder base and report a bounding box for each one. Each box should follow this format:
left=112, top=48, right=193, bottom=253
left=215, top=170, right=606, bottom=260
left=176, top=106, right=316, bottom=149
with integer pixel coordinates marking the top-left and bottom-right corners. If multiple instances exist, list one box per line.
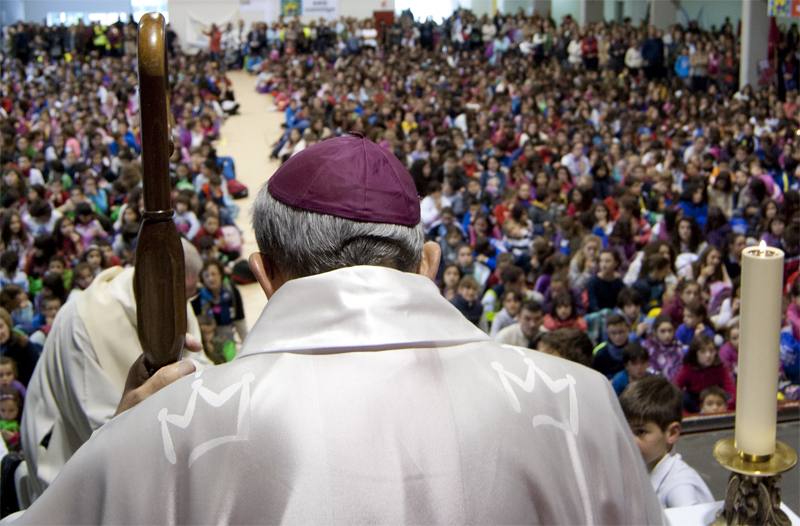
left=710, top=438, right=798, bottom=526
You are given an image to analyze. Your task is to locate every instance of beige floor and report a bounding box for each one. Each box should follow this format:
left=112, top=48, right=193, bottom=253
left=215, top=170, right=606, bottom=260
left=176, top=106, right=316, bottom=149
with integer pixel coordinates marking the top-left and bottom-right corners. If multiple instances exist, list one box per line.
left=214, top=70, right=282, bottom=329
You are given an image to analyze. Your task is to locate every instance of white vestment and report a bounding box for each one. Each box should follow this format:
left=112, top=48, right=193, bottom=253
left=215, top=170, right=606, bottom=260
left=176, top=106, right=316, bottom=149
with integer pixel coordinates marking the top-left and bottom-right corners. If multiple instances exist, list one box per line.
left=19, top=267, right=212, bottom=502
left=9, top=266, right=665, bottom=525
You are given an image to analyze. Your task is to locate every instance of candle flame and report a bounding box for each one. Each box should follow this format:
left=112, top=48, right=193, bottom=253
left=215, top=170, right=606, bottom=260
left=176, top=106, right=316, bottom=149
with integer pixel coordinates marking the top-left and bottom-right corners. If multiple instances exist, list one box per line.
left=759, top=240, right=767, bottom=252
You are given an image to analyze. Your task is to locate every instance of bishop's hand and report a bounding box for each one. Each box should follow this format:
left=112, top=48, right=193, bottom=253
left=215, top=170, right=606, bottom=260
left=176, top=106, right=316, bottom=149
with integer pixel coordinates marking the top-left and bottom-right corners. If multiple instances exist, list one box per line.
left=115, top=334, right=203, bottom=417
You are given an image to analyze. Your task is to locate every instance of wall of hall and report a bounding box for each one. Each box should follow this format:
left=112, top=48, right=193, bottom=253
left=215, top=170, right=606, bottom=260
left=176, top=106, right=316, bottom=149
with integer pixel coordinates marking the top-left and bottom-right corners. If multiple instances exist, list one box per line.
left=1, top=0, right=131, bottom=27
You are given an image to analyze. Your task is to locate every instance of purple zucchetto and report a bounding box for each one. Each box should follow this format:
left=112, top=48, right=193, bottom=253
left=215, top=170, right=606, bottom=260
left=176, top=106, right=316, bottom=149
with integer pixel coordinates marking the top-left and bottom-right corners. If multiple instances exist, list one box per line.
left=267, top=132, right=421, bottom=227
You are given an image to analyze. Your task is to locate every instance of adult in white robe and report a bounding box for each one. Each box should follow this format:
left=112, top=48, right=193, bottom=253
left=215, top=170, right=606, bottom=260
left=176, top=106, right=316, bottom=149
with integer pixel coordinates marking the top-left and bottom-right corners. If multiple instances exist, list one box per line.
left=18, top=242, right=213, bottom=504
left=7, top=135, right=664, bottom=524
left=8, top=265, right=664, bottom=524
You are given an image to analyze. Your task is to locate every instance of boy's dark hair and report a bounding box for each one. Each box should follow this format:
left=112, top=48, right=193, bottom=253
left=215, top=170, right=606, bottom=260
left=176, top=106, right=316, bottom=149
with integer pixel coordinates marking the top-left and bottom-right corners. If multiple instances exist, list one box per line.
left=28, top=199, right=52, bottom=219
left=521, top=300, right=543, bottom=315
left=120, top=222, right=140, bottom=242
left=0, top=251, right=19, bottom=274
left=198, top=236, right=216, bottom=251
left=91, top=237, right=112, bottom=248
left=41, top=273, right=67, bottom=303
left=622, top=342, right=649, bottom=364
left=644, top=254, right=670, bottom=274
left=606, top=313, right=630, bottom=328
left=684, top=333, right=721, bottom=368
left=537, top=328, right=593, bottom=366
left=48, top=255, right=66, bottom=267
left=501, top=290, right=523, bottom=303
left=619, top=375, right=683, bottom=430
left=75, top=202, right=93, bottom=217
left=175, top=193, right=192, bottom=207
left=500, top=265, right=524, bottom=284
left=616, top=287, right=642, bottom=309
left=699, top=385, right=727, bottom=405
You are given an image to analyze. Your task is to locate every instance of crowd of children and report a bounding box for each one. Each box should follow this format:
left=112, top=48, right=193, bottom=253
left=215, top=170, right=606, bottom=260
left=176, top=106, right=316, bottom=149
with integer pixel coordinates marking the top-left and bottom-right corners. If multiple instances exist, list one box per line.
left=0, top=18, right=253, bottom=453
left=256, top=8, right=800, bottom=423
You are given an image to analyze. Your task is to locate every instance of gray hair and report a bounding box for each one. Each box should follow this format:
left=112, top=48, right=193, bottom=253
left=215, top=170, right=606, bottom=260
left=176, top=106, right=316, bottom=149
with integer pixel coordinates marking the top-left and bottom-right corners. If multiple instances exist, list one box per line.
left=251, top=183, right=425, bottom=280
left=181, top=238, right=203, bottom=276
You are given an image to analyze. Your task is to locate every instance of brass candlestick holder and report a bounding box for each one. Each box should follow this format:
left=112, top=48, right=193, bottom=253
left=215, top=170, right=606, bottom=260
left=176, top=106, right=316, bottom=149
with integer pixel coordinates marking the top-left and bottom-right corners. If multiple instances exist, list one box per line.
left=710, top=438, right=798, bottom=526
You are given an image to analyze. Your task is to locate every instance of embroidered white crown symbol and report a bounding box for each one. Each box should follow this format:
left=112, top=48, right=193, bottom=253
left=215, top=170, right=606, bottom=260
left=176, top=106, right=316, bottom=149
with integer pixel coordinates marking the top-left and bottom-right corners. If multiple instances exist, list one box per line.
left=158, top=371, right=256, bottom=467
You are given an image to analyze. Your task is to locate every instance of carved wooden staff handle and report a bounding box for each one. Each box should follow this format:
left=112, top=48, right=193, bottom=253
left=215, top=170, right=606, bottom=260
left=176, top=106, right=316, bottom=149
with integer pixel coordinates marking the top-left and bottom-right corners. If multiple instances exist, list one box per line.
left=135, top=13, right=187, bottom=373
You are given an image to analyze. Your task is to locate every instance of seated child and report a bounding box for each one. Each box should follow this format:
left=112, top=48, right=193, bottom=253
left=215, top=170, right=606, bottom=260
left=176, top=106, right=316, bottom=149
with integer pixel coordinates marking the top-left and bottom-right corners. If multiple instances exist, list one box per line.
left=718, top=325, right=739, bottom=377
left=0, top=386, right=23, bottom=452
left=619, top=376, right=715, bottom=508
left=542, top=272, right=586, bottom=317
left=438, top=224, right=465, bottom=264
left=455, top=243, right=490, bottom=294
left=612, top=342, right=651, bottom=396
left=67, top=262, right=95, bottom=302
left=661, top=280, right=700, bottom=328
left=450, top=276, right=488, bottom=332
left=0, top=250, right=29, bottom=292
left=197, top=314, right=236, bottom=365
left=615, top=287, right=651, bottom=342
left=643, top=315, right=686, bottom=382
left=591, top=314, right=631, bottom=378
left=30, top=296, right=62, bottom=346
left=80, top=245, right=107, bottom=277
left=489, top=290, right=522, bottom=340
left=543, top=292, right=588, bottom=332
left=699, top=386, right=728, bottom=414
left=673, top=334, right=736, bottom=413
left=675, top=300, right=715, bottom=346
left=0, top=356, right=26, bottom=399
left=535, top=327, right=594, bottom=367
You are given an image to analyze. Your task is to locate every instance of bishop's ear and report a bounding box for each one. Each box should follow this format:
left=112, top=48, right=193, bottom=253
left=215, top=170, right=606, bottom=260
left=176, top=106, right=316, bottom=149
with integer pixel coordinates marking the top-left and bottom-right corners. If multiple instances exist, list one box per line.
left=249, top=253, right=285, bottom=299
left=416, top=242, right=441, bottom=283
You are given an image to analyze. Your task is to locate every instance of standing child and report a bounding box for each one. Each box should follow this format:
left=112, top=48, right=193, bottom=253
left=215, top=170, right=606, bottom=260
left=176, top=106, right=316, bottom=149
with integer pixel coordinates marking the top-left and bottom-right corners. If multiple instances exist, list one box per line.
left=0, top=386, right=23, bottom=451
left=619, top=376, right=714, bottom=508
left=673, top=334, right=736, bottom=413
left=675, top=300, right=715, bottom=345
left=612, top=342, right=652, bottom=396
left=643, top=315, right=686, bottom=382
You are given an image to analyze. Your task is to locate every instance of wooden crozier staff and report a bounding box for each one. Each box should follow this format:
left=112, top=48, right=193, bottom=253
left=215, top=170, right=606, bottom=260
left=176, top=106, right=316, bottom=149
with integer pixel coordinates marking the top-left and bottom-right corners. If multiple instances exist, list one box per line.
left=135, top=13, right=187, bottom=374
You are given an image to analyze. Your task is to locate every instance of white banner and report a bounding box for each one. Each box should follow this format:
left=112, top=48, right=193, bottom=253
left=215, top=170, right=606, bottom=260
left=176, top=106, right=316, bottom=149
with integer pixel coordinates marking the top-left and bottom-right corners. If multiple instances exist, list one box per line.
left=303, top=0, right=338, bottom=18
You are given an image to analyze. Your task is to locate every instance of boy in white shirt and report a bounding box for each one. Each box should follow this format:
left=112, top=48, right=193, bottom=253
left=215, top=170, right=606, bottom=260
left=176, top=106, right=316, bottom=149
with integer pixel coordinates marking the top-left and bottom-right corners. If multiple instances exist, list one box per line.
left=619, top=375, right=715, bottom=508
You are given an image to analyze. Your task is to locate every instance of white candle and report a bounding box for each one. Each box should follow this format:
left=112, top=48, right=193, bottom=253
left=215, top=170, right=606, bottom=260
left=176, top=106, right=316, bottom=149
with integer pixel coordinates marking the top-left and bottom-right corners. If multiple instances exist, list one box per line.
left=734, top=241, right=784, bottom=458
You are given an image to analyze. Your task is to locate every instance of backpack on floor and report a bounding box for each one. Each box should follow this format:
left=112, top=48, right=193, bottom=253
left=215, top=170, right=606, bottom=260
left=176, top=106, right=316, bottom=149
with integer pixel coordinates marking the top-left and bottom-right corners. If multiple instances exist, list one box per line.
left=217, top=156, right=236, bottom=180
left=227, top=179, right=248, bottom=199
